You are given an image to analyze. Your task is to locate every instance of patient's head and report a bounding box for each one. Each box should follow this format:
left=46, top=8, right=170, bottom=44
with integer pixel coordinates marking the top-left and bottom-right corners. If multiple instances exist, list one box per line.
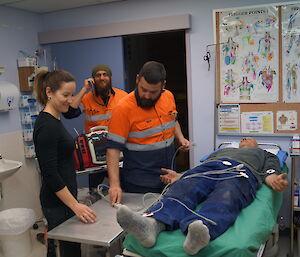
left=239, top=137, right=258, bottom=149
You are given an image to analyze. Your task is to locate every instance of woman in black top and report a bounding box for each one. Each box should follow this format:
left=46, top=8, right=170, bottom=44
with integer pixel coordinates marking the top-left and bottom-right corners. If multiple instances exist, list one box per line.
left=33, top=70, right=97, bottom=257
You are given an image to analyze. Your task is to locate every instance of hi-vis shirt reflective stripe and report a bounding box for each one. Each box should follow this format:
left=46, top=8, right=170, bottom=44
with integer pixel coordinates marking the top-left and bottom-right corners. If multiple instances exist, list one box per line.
left=107, top=89, right=177, bottom=150
left=108, top=132, right=174, bottom=151
left=128, top=120, right=176, bottom=138
left=85, top=113, right=111, bottom=122
left=108, top=133, right=174, bottom=151
left=81, top=88, right=127, bottom=133
left=127, top=136, right=174, bottom=151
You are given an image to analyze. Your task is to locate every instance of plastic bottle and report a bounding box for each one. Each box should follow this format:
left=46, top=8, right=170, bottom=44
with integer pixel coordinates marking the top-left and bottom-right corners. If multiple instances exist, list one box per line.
left=294, top=187, right=299, bottom=207
left=292, top=134, right=300, bottom=155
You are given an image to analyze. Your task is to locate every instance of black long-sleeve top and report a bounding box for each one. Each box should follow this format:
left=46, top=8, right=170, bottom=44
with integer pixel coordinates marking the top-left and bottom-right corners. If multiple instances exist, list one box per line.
left=33, top=111, right=77, bottom=208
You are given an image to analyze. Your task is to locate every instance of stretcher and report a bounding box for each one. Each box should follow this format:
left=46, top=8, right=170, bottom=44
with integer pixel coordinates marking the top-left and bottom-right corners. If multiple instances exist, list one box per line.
left=121, top=142, right=288, bottom=257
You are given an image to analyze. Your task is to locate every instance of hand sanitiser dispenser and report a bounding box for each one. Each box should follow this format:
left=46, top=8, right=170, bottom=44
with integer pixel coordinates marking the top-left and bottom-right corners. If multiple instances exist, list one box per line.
left=0, top=81, right=20, bottom=111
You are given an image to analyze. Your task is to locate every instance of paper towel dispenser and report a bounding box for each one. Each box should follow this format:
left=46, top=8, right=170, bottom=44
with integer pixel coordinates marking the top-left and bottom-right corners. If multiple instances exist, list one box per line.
left=0, top=81, right=20, bottom=111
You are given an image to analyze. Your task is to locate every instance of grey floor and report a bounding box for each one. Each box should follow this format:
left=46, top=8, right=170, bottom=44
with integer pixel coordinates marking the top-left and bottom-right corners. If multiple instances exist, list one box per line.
left=276, top=229, right=296, bottom=257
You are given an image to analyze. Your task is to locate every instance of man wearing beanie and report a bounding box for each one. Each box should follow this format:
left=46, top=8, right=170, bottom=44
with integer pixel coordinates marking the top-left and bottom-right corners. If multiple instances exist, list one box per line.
left=65, top=64, right=127, bottom=132
left=63, top=64, right=127, bottom=194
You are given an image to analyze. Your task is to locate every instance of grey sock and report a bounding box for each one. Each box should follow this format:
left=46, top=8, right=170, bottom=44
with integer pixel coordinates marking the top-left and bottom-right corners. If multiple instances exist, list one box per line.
left=116, top=205, right=165, bottom=247
left=183, top=220, right=210, bottom=255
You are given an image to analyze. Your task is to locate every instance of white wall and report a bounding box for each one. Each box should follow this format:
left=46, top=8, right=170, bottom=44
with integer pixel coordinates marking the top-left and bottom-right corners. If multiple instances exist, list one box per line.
left=0, top=6, right=43, bottom=218
left=0, top=6, right=43, bottom=134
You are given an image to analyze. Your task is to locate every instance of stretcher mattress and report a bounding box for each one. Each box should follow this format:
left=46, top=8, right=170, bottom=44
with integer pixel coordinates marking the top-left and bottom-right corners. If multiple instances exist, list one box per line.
left=122, top=165, right=287, bottom=257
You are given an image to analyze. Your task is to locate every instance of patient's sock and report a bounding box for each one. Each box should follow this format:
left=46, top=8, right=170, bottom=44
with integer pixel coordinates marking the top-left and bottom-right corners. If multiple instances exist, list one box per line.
left=116, top=205, right=165, bottom=247
left=183, top=220, right=210, bottom=255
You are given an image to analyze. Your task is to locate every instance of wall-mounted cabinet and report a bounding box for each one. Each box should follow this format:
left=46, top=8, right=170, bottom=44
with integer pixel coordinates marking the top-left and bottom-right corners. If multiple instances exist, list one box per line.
left=17, top=67, right=35, bottom=92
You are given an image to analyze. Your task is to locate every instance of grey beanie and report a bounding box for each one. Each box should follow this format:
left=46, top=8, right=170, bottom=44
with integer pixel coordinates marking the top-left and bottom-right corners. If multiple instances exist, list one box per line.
left=92, top=64, right=112, bottom=77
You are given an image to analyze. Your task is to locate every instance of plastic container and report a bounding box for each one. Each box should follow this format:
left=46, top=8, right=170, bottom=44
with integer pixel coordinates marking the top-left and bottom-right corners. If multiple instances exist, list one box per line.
left=0, top=208, right=35, bottom=257
left=295, top=187, right=299, bottom=207
left=291, top=134, right=300, bottom=155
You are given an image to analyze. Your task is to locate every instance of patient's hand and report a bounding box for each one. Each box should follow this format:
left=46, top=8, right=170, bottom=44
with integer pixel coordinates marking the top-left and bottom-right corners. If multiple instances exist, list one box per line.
left=265, top=173, right=288, bottom=192
left=160, top=168, right=181, bottom=184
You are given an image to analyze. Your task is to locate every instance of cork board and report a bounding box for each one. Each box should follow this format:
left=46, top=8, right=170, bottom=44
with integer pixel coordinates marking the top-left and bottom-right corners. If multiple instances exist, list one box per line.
left=215, top=5, right=300, bottom=134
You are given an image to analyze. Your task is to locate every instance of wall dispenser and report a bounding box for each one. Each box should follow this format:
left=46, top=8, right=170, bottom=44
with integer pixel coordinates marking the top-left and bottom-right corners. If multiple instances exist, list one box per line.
left=0, top=81, right=20, bottom=111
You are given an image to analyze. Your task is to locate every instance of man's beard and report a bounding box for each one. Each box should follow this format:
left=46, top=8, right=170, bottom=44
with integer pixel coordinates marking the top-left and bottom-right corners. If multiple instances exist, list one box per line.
left=95, top=80, right=112, bottom=97
left=135, top=89, right=162, bottom=109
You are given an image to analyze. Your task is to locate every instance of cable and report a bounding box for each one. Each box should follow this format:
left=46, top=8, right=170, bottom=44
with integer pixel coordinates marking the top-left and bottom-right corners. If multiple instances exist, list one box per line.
left=97, top=184, right=110, bottom=203
left=167, top=197, right=217, bottom=225
left=170, top=142, right=196, bottom=170
left=183, top=164, right=244, bottom=176
left=171, top=147, right=181, bottom=170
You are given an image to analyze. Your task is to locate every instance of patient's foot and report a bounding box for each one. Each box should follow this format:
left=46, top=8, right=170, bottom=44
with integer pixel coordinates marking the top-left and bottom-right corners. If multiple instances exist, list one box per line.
left=116, top=205, right=165, bottom=247
left=183, top=220, right=210, bottom=255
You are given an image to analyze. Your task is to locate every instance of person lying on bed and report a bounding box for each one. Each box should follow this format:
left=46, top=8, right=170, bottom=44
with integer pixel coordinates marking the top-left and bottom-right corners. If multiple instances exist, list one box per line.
left=116, top=137, right=288, bottom=255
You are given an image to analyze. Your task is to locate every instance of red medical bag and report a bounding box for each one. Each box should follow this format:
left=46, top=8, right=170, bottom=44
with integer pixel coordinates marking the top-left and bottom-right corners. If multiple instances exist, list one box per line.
left=73, top=135, right=96, bottom=171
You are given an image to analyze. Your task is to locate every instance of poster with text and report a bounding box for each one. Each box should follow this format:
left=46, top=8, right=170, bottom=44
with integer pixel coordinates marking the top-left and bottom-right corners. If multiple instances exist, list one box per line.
left=282, top=5, right=300, bottom=102
left=220, top=7, right=279, bottom=103
left=218, top=104, right=241, bottom=133
left=241, top=111, right=274, bottom=133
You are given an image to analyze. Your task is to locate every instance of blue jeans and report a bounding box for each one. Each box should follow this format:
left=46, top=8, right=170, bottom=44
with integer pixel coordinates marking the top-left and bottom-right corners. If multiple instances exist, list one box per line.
left=43, top=206, right=81, bottom=257
left=149, top=159, right=258, bottom=240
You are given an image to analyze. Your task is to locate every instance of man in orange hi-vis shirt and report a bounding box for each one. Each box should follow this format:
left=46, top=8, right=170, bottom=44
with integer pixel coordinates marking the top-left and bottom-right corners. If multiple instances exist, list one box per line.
left=106, top=61, right=190, bottom=205
left=63, top=64, right=127, bottom=194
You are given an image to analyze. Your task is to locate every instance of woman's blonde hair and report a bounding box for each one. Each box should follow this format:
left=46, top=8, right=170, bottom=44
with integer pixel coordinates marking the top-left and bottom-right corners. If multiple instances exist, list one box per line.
left=34, top=70, right=75, bottom=106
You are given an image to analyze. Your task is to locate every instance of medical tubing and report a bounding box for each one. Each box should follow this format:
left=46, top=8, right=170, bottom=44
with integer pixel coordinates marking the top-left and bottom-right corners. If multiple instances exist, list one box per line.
left=96, top=183, right=169, bottom=212
left=184, top=173, right=247, bottom=180
left=171, top=146, right=181, bottom=170
left=183, top=164, right=246, bottom=180
left=136, top=183, right=172, bottom=212
left=142, top=192, right=164, bottom=210
left=170, top=143, right=196, bottom=170
left=166, top=197, right=217, bottom=226
left=97, top=184, right=111, bottom=203
left=96, top=183, right=217, bottom=225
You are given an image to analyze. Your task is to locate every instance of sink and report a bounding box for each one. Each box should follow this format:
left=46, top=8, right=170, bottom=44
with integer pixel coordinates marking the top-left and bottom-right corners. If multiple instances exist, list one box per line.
left=0, top=159, right=23, bottom=182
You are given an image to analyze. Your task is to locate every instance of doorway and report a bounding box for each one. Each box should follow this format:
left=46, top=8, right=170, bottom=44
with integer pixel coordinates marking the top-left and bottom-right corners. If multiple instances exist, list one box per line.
left=123, top=30, right=189, bottom=171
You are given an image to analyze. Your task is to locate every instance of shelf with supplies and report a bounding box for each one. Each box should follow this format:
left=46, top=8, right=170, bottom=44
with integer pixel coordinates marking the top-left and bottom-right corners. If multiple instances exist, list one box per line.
left=289, top=152, right=300, bottom=257
left=19, top=93, right=40, bottom=158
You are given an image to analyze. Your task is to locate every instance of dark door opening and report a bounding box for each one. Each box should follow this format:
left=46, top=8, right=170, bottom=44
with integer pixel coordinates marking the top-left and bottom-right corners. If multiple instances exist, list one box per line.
left=123, top=30, right=189, bottom=171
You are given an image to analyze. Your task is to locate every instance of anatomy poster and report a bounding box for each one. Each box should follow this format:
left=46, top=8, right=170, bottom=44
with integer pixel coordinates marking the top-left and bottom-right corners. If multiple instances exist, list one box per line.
left=282, top=5, right=300, bottom=102
left=276, top=110, right=297, bottom=130
left=220, top=7, right=279, bottom=103
left=241, top=111, right=274, bottom=133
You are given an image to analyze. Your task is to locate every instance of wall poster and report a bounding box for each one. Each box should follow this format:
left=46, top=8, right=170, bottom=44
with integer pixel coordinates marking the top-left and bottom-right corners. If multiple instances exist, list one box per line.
left=218, top=104, right=240, bottom=133
left=276, top=110, right=297, bottom=130
left=219, top=7, right=279, bottom=103
left=241, top=111, right=274, bottom=134
left=282, top=5, right=300, bottom=102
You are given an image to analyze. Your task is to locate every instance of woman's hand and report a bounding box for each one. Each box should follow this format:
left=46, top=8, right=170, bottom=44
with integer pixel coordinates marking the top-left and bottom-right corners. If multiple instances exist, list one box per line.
left=72, top=203, right=97, bottom=223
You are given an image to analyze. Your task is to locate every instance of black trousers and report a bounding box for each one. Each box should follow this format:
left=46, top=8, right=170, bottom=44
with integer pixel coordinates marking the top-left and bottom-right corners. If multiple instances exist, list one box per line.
left=43, top=206, right=81, bottom=257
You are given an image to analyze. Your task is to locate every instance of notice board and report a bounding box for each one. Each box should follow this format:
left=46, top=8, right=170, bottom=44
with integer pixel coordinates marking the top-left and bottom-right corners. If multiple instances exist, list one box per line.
left=215, top=4, right=300, bottom=134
